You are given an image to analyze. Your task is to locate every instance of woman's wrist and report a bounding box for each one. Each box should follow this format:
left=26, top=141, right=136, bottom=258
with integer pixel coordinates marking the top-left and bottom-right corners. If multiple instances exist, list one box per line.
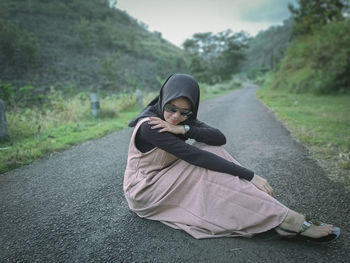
left=180, top=125, right=186, bottom=134
left=183, top=125, right=190, bottom=134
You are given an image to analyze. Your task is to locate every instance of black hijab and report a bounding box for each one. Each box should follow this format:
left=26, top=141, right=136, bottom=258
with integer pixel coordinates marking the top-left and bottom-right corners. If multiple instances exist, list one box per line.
left=128, top=73, right=200, bottom=127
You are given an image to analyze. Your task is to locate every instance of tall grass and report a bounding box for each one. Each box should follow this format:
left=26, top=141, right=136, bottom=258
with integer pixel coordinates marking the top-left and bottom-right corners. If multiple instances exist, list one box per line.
left=200, top=78, right=242, bottom=100
left=257, top=81, right=350, bottom=188
left=5, top=88, right=138, bottom=142
left=0, top=87, right=148, bottom=173
left=270, top=19, right=350, bottom=94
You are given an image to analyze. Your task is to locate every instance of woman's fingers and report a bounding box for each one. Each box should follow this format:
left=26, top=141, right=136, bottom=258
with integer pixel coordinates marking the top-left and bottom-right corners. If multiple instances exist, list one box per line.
left=251, top=174, right=275, bottom=197
left=149, top=117, right=161, bottom=121
left=148, top=117, right=162, bottom=124
left=265, top=184, right=274, bottom=197
left=152, top=125, right=164, bottom=130
left=149, top=120, right=171, bottom=133
left=148, top=118, right=165, bottom=128
left=147, top=118, right=184, bottom=134
left=267, top=187, right=274, bottom=197
left=262, top=182, right=273, bottom=195
left=148, top=119, right=161, bottom=125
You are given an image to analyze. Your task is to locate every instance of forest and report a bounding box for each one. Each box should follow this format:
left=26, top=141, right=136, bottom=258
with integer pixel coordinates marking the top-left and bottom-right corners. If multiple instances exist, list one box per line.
left=0, top=0, right=187, bottom=93
left=2, top=0, right=349, bottom=101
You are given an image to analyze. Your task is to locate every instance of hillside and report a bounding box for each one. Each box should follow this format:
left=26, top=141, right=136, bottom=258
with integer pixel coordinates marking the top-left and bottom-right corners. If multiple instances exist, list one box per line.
left=269, top=19, right=350, bottom=94
left=241, top=19, right=293, bottom=77
left=0, top=0, right=188, bottom=93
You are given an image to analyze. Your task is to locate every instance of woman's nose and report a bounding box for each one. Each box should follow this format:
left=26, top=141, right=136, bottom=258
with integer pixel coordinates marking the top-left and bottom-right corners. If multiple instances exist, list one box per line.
left=172, top=111, right=181, bottom=118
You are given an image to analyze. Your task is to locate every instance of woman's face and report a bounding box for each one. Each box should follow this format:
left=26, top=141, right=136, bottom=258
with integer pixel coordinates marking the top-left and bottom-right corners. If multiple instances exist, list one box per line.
left=163, top=97, right=192, bottom=125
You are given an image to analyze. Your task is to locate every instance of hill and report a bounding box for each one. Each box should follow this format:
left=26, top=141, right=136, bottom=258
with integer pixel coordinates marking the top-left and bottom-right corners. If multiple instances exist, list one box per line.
left=269, top=19, right=350, bottom=94
left=0, top=0, right=188, bottom=93
left=241, top=19, right=293, bottom=78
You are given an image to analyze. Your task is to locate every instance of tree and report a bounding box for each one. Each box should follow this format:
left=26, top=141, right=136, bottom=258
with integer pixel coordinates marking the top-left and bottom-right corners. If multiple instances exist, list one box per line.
left=288, top=0, right=349, bottom=35
left=241, top=19, right=294, bottom=74
left=213, top=31, right=249, bottom=80
left=182, top=30, right=250, bottom=83
left=108, top=0, right=117, bottom=8
left=0, top=20, right=39, bottom=70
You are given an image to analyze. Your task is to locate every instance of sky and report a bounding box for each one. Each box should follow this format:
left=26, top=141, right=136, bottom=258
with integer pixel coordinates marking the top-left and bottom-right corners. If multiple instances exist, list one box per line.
left=116, top=0, right=298, bottom=47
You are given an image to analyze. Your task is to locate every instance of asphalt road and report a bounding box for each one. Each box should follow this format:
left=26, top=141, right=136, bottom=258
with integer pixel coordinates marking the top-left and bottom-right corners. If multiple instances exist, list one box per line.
left=1, top=84, right=349, bottom=263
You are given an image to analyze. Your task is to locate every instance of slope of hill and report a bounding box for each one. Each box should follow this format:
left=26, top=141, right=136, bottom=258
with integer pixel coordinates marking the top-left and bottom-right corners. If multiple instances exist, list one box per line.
left=0, top=0, right=188, bottom=92
left=241, top=19, right=293, bottom=77
left=269, top=19, right=350, bottom=94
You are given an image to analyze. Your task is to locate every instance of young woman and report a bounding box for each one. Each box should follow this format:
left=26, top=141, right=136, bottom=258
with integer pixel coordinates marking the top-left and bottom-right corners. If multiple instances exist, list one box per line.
left=123, top=73, right=340, bottom=242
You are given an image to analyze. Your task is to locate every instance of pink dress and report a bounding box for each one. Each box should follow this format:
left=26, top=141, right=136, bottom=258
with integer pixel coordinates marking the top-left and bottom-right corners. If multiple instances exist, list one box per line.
left=123, top=118, right=288, bottom=239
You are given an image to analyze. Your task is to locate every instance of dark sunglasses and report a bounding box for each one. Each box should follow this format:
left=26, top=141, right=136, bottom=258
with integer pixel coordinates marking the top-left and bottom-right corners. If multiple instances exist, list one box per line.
left=164, top=103, right=192, bottom=118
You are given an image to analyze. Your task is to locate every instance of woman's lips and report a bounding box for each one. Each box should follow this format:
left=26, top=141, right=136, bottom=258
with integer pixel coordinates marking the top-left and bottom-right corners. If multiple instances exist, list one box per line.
left=169, top=119, right=178, bottom=124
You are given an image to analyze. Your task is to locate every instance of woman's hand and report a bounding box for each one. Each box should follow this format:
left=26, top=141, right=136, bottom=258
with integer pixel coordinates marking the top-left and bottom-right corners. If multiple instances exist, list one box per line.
left=251, top=174, right=275, bottom=197
left=148, top=117, right=185, bottom=134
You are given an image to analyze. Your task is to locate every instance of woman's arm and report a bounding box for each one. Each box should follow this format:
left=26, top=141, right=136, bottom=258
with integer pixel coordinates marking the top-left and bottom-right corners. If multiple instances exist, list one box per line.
left=147, top=117, right=226, bottom=145
left=185, top=120, right=226, bottom=146
left=137, top=120, right=254, bottom=181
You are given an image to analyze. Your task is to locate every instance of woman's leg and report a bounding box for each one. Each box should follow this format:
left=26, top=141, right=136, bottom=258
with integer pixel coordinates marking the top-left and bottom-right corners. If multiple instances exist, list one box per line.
left=276, top=209, right=334, bottom=238
left=192, top=143, right=336, bottom=239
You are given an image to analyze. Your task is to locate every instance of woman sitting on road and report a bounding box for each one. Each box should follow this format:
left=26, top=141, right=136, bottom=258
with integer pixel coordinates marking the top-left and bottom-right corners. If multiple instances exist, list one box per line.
left=123, top=73, right=340, bottom=242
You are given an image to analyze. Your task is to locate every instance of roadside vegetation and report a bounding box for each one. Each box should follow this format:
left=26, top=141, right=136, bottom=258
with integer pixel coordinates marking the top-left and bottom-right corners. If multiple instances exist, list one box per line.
left=0, top=0, right=188, bottom=91
left=257, top=81, right=350, bottom=187
left=255, top=0, right=350, bottom=187
left=0, top=0, right=247, bottom=173
left=269, top=19, right=350, bottom=94
left=0, top=79, right=241, bottom=173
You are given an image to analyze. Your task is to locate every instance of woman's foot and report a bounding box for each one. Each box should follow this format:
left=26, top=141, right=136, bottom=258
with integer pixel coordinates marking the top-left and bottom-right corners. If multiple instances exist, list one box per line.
left=300, top=223, right=334, bottom=238
left=276, top=209, right=339, bottom=241
left=276, top=222, right=333, bottom=238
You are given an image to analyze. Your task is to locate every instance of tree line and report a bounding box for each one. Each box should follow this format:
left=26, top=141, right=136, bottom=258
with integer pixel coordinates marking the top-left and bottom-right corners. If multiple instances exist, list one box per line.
left=181, top=0, right=349, bottom=93
left=182, top=30, right=249, bottom=84
left=0, top=0, right=349, bottom=99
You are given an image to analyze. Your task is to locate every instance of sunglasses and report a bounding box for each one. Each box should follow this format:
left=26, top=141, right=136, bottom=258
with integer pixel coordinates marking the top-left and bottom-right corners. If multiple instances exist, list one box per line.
left=164, top=103, right=192, bottom=118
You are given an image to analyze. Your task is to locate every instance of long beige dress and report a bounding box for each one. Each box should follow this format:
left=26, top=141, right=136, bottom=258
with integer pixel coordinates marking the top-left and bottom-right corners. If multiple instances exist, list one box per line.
left=123, top=118, right=289, bottom=239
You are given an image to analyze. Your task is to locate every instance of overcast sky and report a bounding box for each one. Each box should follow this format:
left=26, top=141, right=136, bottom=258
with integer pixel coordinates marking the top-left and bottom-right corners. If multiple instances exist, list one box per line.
left=116, top=0, right=298, bottom=47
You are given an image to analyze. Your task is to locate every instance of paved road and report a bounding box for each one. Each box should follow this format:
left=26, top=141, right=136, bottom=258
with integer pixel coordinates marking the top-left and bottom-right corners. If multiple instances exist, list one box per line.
left=1, top=84, right=349, bottom=262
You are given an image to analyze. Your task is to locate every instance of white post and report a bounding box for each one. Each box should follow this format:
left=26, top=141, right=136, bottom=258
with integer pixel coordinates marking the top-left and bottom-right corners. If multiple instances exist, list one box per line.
left=136, top=89, right=143, bottom=108
left=0, top=99, right=10, bottom=142
left=90, top=93, right=100, bottom=117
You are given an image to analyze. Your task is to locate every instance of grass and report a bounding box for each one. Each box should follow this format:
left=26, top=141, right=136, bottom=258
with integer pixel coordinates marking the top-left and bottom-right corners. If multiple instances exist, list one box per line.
left=0, top=107, right=140, bottom=173
left=257, top=85, right=350, bottom=188
left=200, top=78, right=242, bottom=100
left=0, top=80, right=241, bottom=174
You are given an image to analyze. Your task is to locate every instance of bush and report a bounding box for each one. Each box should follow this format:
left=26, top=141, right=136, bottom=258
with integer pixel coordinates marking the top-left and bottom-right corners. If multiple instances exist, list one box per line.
left=247, top=67, right=270, bottom=80
left=71, top=17, right=97, bottom=49
left=271, top=20, right=350, bottom=94
left=0, top=0, right=189, bottom=92
left=70, top=14, right=138, bottom=51
left=0, top=19, right=39, bottom=69
left=200, top=78, right=242, bottom=98
left=0, top=81, right=16, bottom=102
left=99, top=51, right=122, bottom=91
left=0, top=81, right=43, bottom=109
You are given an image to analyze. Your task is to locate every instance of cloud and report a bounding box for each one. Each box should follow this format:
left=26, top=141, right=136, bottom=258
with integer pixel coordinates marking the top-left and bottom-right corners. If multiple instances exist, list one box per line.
left=238, top=0, right=297, bottom=23
left=116, top=0, right=298, bottom=46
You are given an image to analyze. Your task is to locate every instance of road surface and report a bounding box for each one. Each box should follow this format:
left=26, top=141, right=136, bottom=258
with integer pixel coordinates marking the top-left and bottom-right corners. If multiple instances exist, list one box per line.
left=1, top=84, right=349, bottom=262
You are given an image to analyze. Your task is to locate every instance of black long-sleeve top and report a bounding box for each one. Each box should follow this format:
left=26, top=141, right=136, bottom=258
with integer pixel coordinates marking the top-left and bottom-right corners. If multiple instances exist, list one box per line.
left=135, top=120, right=255, bottom=181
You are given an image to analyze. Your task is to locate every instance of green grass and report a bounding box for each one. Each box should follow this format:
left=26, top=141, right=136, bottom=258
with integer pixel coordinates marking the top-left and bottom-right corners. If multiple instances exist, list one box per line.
left=0, top=80, right=241, bottom=174
left=200, top=78, right=242, bottom=100
left=257, top=85, right=350, bottom=187
left=0, top=108, right=140, bottom=173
